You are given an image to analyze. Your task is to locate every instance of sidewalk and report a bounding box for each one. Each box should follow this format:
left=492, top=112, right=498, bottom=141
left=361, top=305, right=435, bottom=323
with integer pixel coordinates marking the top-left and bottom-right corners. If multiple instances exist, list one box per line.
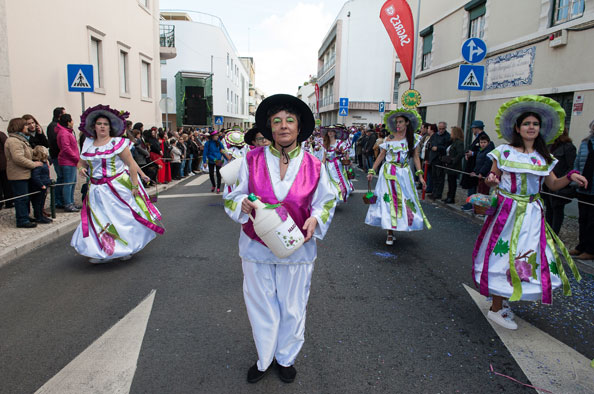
left=0, top=177, right=184, bottom=268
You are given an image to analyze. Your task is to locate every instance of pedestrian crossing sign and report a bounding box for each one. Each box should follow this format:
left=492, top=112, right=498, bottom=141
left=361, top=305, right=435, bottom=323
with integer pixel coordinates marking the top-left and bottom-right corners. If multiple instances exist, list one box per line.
left=67, top=64, right=94, bottom=92
left=458, top=64, right=484, bottom=91
left=339, top=107, right=348, bottom=116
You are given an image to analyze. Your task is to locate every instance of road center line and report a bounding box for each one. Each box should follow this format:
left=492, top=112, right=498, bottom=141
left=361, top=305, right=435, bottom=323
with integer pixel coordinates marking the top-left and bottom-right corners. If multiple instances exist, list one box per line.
left=35, top=290, right=157, bottom=394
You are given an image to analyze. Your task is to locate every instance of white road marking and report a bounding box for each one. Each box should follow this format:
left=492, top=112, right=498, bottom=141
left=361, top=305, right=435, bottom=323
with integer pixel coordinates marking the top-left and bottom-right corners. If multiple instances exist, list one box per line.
left=35, top=290, right=157, bottom=394
left=160, top=193, right=216, bottom=198
left=184, top=174, right=209, bottom=186
left=463, top=284, right=594, bottom=394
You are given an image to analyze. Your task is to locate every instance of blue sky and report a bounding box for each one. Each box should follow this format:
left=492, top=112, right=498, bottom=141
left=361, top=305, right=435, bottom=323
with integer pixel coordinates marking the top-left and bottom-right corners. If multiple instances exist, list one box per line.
left=160, top=0, right=348, bottom=95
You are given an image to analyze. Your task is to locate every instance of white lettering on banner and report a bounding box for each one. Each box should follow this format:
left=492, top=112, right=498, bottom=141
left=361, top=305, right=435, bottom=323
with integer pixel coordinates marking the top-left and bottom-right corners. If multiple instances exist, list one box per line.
left=389, top=15, right=410, bottom=46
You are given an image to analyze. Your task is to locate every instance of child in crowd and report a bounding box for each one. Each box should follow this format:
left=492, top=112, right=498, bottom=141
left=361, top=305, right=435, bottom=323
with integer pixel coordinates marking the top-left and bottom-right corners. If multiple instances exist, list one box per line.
left=471, top=134, right=495, bottom=195
left=30, top=146, right=52, bottom=224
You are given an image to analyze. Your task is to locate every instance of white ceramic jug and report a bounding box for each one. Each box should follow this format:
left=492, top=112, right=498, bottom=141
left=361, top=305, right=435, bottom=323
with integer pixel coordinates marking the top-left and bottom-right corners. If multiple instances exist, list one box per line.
left=220, top=157, right=244, bottom=185
left=248, top=194, right=305, bottom=259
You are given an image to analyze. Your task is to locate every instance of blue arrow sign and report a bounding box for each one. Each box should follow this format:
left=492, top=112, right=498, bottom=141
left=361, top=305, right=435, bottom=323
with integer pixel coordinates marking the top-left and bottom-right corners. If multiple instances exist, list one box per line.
left=339, top=97, right=349, bottom=107
left=338, top=107, right=348, bottom=116
left=214, top=116, right=223, bottom=125
left=458, top=64, right=484, bottom=91
left=67, top=64, right=94, bottom=92
left=379, top=102, right=385, bottom=113
left=461, top=38, right=487, bottom=64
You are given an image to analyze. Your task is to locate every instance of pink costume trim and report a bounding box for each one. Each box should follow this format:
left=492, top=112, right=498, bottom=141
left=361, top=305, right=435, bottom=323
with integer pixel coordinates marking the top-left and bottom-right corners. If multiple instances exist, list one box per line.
left=510, top=173, right=517, bottom=194
left=242, top=147, right=321, bottom=247
left=389, top=164, right=399, bottom=229
left=538, top=204, right=552, bottom=304
left=81, top=138, right=129, bottom=158
left=328, top=157, right=347, bottom=202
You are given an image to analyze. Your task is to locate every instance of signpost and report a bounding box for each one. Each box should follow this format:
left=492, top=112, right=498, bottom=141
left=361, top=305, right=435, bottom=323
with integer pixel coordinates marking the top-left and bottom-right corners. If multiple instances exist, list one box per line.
left=339, top=97, right=349, bottom=118
left=67, top=64, right=94, bottom=114
left=379, top=101, right=385, bottom=113
left=214, top=116, right=224, bottom=125
left=458, top=38, right=487, bottom=146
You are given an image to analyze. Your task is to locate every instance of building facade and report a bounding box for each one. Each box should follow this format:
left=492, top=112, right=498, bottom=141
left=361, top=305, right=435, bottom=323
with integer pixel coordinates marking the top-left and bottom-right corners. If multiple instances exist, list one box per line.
left=239, top=57, right=257, bottom=124
left=404, top=0, right=594, bottom=143
left=0, top=0, right=164, bottom=130
left=160, top=12, right=250, bottom=130
left=317, top=0, right=400, bottom=127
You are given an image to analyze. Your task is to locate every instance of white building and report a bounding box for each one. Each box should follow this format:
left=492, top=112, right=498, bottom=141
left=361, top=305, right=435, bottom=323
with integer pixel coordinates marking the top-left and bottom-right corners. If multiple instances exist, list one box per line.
left=160, top=11, right=250, bottom=130
left=0, top=0, right=164, bottom=130
left=297, top=83, right=317, bottom=119
left=317, top=0, right=400, bottom=127
left=404, top=0, right=594, bottom=143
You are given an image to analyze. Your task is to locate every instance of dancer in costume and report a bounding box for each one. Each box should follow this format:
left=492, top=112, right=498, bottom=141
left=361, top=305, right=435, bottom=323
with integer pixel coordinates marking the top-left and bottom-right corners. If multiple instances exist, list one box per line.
left=322, top=125, right=354, bottom=203
left=224, top=94, right=336, bottom=384
left=365, top=109, right=431, bottom=245
left=71, top=105, right=164, bottom=263
left=473, top=95, right=587, bottom=330
left=244, top=126, right=270, bottom=149
left=224, top=129, right=248, bottom=160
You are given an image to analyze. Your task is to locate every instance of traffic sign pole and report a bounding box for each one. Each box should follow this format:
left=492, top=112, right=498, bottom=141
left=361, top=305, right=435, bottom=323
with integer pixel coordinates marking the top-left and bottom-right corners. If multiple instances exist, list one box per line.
left=81, top=92, right=85, bottom=115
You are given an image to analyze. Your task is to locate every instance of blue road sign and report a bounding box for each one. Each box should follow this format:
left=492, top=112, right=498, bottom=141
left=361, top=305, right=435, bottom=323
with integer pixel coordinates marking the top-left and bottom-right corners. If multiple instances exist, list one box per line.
left=339, top=97, right=349, bottom=107
left=458, top=64, right=485, bottom=91
left=379, top=102, right=385, bottom=113
left=67, top=64, right=94, bottom=92
left=214, top=116, right=224, bottom=125
left=338, top=107, right=348, bottom=117
left=461, top=38, right=487, bottom=64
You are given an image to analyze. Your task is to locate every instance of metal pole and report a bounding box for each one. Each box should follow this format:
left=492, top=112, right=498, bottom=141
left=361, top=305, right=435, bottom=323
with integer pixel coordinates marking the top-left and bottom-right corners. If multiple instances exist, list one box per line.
left=464, top=91, right=471, bottom=146
left=165, top=96, right=169, bottom=131
left=81, top=92, right=85, bottom=114
left=410, top=0, right=422, bottom=90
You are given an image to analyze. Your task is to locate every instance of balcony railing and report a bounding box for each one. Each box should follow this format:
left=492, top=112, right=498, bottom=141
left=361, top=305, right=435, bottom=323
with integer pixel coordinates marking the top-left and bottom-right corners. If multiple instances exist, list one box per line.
left=321, top=95, right=334, bottom=107
left=160, top=25, right=175, bottom=48
left=317, top=55, right=335, bottom=78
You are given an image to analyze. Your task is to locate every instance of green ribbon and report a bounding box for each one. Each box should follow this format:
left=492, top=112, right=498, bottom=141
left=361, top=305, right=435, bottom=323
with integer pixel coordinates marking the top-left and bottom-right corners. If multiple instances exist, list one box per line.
left=320, top=198, right=336, bottom=224
left=507, top=198, right=527, bottom=301
left=88, top=202, right=128, bottom=246
left=382, top=164, right=403, bottom=228
left=224, top=199, right=237, bottom=211
left=116, top=174, right=156, bottom=224
left=269, top=145, right=301, bottom=159
left=407, top=169, right=431, bottom=229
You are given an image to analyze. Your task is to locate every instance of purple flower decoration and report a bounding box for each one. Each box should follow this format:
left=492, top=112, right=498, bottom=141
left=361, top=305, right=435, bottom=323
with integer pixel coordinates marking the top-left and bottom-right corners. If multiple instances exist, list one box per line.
left=503, top=150, right=510, bottom=158
left=506, top=258, right=532, bottom=286
left=530, top=156, right=537, bottom=164
left=275, top=206, right=289, bottom=221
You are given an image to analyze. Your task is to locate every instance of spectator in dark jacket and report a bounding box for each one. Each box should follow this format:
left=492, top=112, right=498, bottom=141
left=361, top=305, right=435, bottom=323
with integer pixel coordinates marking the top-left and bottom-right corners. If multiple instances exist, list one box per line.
left=542, top=130, right=576, bottom=235
left=47, top=107, right=66, bottom=208
left=363, top=128, right=377, bottom=171
left=442, top=126, right=465, bottom=203
left=357, top=129, right=369, bottom=169
left=461, top=120, right=489, bottom=210
left=23, top=114, right=49, bottom=149
left=428, top=121, right=451, bottom=199
left=471, top=134, right=494, bottom=195
left=30, top=146, right=52, bottom=224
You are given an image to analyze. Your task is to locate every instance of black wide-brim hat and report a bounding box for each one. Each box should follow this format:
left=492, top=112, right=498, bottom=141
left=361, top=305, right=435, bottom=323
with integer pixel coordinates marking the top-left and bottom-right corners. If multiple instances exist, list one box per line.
left=255, top=94, right=315, bottom=143
left=244, top=126, right=261, bottom=146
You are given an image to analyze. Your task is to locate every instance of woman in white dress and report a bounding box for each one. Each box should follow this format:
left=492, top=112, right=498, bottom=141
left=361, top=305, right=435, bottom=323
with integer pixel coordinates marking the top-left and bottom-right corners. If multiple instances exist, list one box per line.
left=365, top=109, right=431, bottom=245
left=322, top=125, right=353, bottom=203
left=472, top=95, right=587, bottom=330
left=71, top=105, right=164, bottom=263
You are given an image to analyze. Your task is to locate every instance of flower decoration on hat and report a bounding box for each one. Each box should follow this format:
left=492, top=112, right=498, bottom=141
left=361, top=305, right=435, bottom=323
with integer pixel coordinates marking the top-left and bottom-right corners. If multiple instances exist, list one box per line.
left=384, top=108, right=422, bottom=134
left=225, top=130, right=246, bottom=147
left=79, top=104, right=130, bottom=138
left=495, top=95, right=565, bottom=144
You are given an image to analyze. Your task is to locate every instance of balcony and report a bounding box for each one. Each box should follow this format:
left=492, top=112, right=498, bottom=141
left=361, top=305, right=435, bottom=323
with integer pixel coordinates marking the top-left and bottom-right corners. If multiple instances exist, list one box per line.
left=317, top=55, right=335, bottom=78
left=159, top=24, right=177, bottom=60
left=321, top=95, right=334, bottom=108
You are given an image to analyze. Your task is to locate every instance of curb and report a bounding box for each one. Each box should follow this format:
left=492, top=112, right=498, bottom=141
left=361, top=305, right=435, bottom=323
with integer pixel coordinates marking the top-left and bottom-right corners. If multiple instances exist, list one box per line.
left=0, top=177, right=185, bottom=268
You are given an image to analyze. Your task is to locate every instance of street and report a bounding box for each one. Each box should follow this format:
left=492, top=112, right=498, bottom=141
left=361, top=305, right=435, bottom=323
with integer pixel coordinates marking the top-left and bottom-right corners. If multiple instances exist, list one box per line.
left=1, top=171, right=593, bottom=394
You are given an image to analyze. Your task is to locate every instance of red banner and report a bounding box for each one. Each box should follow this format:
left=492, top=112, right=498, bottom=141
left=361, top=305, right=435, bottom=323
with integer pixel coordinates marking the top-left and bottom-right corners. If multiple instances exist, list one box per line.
left=314, top=83, right=320, bottom=115
left=379, top=0, right=415, bottom=84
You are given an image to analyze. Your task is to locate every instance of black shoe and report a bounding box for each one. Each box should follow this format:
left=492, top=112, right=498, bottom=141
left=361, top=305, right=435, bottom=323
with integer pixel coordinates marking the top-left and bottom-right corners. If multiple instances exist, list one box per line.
left=17, top=222, right=37, bottom=228
left=28, top=216, right=37, bottom=222
left=64, top=204, right=80, bottom=212
left=36, top=216, right=53, bottom=224
left=277, top=363, right=296, bottom=383
left=55, top=205, right=65, bottom=209
left=443, top=198, right=454, bottom=204
left=247, top=363, right=269, bottom=383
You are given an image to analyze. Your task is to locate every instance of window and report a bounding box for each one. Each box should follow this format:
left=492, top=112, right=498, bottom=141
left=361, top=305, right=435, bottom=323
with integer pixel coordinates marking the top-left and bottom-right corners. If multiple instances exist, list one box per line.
left=161, top=79, right=167, bottom=98
left=552, top=0, right=585, bottom=25
left=90, top=37, right=103, bottom=89
left=465, top=0, right=486, bottom=38
left=141, top=60, right=151, bottom=99
left=119, top=50, right=129, bottom=96
left=227, top=53, right=229, bottom=77
left=393, top=71, right=400, bottom=103
left=227, top=88, right=230, bottom=112
left=420, top=26, right=433, bottom=71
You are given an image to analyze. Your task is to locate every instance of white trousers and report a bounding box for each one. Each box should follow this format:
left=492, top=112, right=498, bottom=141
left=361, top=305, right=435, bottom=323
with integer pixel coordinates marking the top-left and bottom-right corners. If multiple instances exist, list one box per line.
left=242, top=261, right=314, bottom=371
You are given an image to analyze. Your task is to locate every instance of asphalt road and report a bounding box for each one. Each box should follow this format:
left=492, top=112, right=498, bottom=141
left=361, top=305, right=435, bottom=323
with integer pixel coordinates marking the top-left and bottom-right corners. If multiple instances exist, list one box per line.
left=1, top=171, right=592, bottom=394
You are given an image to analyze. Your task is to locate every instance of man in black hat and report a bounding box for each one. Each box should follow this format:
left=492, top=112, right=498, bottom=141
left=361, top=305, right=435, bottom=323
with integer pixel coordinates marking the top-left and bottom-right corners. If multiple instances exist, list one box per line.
left=224, top=94, right=337, bottom=384
left=460, top=120, right=490, bottom=210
